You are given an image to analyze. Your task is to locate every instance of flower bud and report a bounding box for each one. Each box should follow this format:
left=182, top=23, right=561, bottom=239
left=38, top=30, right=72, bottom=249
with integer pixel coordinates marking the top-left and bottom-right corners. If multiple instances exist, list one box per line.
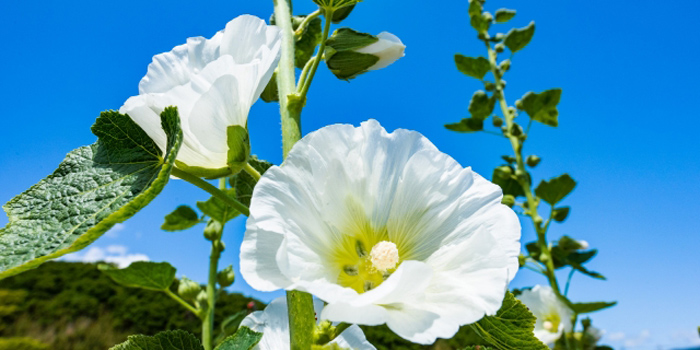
left=217, top=265, right=236, bottom=287
left=515, top=99, right=524, bottom=110
left=484, top=81, right=497, bottom=91
left=195, top=290, right=209, bottom=311
left=203, top=221, right=223, bottom=241
left=325, top=28, right=405, bottom=80
left=492, top=116, right=504, bottom=127
left=501, top=194, right=515, bottom=207
left=526, top=155, right=541, bottom=167
left=495, top=43, right=505, bottom=53
left=499, top=59, right=511, bottom=72
left=578, top=240, right=589, bottom=250
left=178, top=277, right=201, bottom=301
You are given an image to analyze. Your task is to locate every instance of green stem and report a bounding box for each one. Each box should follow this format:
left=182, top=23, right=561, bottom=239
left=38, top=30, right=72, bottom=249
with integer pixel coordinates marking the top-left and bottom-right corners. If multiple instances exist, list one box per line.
left=298, top=11, right=333, bottom=102
left=164, top=289, right=200, bottom=316
left=564, top=268, right=575, bottom=296
left=202, top=178, right=227, bottom=350
left=297, top=57, right=315, bottom=91
left=274, top=0, right=302, bottom=159
left=287, top=290, right=316, bottom=350
left=294, top=9, right=322, bottom=37
left=171, top=167, right=250, bottom=216
left=243, top=162, right=262, bottom=181
left=483, top=39, right=561, bottom=295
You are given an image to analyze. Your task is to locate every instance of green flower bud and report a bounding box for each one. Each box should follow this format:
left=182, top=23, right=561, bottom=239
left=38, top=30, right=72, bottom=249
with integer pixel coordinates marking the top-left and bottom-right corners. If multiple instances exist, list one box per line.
left=217, top=265, right=235, bottom=287
left=499, top=59, right=511, bottom=72
left=325, top=28, right=405, bottom=80
left=492, top=116, right=504, bottom=127
left=510, top=123, right=523, bottom=136
left=495, top=43, right=505, bottom=53
left=214, top=240, right=226, bottom=253
left=329, top=4, right=355, bottom=23
left=501, top=194, right=515, bottom=207
left=178, top=277, right=201, bottom=301
left=203, top=220, right=223, bottom=241
left=515, top=99, right=524, bottom=109
left=526, top=155, right=541, bottom=167
left=195, top=290, right=209, bottom=311
left=484, top=81, right=497, bottom=91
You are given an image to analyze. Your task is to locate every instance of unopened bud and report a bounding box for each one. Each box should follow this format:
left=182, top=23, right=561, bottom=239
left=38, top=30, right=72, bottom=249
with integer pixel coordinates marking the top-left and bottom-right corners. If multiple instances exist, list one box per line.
left=510, top=123, right=523, bottom=136
left=492, top=116, right=504, bottom=127
left=515, top=99, right=524, bottom=110
left=484, top=81, right=497, bottom=91
left=177, top=277, right=201, bottom=301
left=325, top=28, right=405, bottom=80
left=526, top=155, right=541, bottom=167
left=578, top=240, right=589, bottom=250
left=499, top=59, right=511, bottom=71
left=195, top=290, right=209, bottom=310
left=501, top=195, right=515, bottom=207
left=214, top=240, right=226, bottom=252
left=495, top=43, right=505, bottom=53
left=203, top=221, right=223, bottom=241
left=217, top=265, right=235, bottom=287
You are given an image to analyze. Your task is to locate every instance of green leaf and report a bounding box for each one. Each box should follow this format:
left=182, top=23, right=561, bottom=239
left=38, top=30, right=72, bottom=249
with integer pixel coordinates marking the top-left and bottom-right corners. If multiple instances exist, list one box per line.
left=455, top=55, right=491, bottom=80
left=326, top=28, right=378, bottom=51
left=495, top=9, right=516, bottom=23
left=468, top=0, right=483, bottom=17
left=227, top=125, right=250, bottom=175
left=110, top=330, right=203, bottom=350
left=260, top=71, right=279, bottom=103
left=535, top=174, right=576, bottom=205
left=330, top=4, right=355, bottom=23
left=504, top=22, right=535, bottom=53
left=197, top=189, right=240, bottom=224
left=469, top=91, right=496, bottom=119
left=571, top=301, right=617, bottom=314
left=464, top=347, right=497, bottom=350
left=214, top=326, right=263, bottom=350
left=229, top=157, right=273, bottom=208
left=470, top=292, right=548, bottom=350
left=0, top=108, right=183, bottom=280
left=471, top=12, right=492, bottom=34
left=552, top=207, right=570, bottom=222
left=98, top=261, right=176, bottom=291
left=445, top=118, right=484, bottom=133
left=520, top=89, right=562, bottom=127
left=162, top=206, right=200, bottom=232
left=571, top=263, right=606, bottom=280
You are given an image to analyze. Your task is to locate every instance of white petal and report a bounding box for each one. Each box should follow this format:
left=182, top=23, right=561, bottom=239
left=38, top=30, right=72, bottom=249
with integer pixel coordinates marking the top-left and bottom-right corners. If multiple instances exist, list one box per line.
left=332, top=325, right=377, bottom=350
left=221, top=15, right=281, bottom=65
left=356, top=32, right=405, bottom=71
left=120, top=94, right=168, bottom=154
left=239, top=223, right=293, bottom=292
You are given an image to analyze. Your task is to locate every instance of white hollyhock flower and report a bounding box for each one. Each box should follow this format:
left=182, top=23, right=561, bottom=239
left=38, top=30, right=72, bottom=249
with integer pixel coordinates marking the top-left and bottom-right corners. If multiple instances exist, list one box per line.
left=518, top=285, right=574, bottom=346
left=241, top=296, right=375, bottom=350
left=356, top=32, right=405, bottom=70
left=120, top=15, right=281, bottom=174
left=240, top=120, right=520, bottom=344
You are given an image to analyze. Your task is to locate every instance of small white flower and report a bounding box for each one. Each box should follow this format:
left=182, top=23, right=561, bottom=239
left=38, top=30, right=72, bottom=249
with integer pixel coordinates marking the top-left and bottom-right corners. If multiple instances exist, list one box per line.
left=518, top=285, right=574, bottom=346
left=240, top=296, right=375, bottom=350
left=355, top=32, right=405, bottom=71
left=240, top=120, right=521, bottom=344
left=120, top=15, right=281, bottom=172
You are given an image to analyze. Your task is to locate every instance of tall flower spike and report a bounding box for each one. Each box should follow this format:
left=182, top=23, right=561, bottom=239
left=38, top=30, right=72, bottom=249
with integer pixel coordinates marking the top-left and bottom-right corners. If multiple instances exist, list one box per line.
left=120, top=15, right=281, bottom=177
left=518, top=285, right=574, bottom=346
left=240, top=120, right=521, bottom=344
left=241, top=296, right=376, bottom=350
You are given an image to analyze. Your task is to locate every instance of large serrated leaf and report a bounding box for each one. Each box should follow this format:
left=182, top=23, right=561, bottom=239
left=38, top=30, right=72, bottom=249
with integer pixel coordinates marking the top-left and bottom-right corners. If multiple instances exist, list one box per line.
left=110, top=330, right=203, bottom=350
left=470, top=292, right=548, bottom=350
left=0, top=108, right=183, bottom=280
left=99, top=261, right=176, bottom=291
left=214, top=326, right=263, bottom=350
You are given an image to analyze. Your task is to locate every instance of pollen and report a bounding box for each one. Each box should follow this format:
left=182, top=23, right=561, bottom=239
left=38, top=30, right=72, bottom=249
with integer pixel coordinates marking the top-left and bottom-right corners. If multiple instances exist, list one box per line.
left=543, top=321, right=553, bottom=331
left=369, top=241, right=399, bottom=271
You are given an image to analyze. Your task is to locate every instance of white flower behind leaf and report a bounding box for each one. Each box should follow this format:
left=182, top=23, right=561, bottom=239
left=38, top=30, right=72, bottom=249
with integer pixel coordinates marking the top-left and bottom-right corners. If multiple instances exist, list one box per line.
left=240, top=120, right=521, bottom=344
left=120, top=15, right=281, bottom=176
left=518, top=285, right=574, bottom=346
left=241, top=296, right=375, bottom=350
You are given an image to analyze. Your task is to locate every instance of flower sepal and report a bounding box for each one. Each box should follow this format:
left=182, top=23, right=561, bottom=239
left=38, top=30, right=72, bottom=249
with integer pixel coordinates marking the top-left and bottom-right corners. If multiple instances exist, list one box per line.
left=226, top=125, right=252, bottom=176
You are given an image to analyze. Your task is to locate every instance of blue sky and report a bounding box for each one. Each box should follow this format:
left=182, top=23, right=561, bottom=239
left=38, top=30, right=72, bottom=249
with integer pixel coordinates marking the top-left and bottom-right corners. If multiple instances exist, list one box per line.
left=1, top=0, right=699, bottom=349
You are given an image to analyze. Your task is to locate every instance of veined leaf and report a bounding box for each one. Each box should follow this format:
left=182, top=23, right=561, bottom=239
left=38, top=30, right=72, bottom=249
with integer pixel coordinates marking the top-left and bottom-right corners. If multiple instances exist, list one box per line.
left=99, top=261, right=176, bottom=291
left=504, top=22, right=535, bottom=53
left=455, top=54, right=491, bottom=80
left=229, top=157, right=273, bottom=208
left=520, top=89, right=562, bottom=127
left=445, top=118, right=484, bottom=133
left=535, top=174, right=576, bottom=205
left=110, top=330, right=203, bottom=350
left=470, top=292, right=548, bottom=350
left=0, top=108, right=183, bottom=280
left=197, top=189, right=240, bottom=224
left=214, top=326, right=263, bottom=350
left=495, top=9, right=516, bottom=23
left=162, top=205, right=200, bottom=231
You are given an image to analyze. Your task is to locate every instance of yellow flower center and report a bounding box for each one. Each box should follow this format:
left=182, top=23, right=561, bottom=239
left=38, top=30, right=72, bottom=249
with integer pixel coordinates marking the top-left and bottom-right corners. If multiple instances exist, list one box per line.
left=369, top=241, right=399, bottom=271
left=542, top=313, right=561, bottom=333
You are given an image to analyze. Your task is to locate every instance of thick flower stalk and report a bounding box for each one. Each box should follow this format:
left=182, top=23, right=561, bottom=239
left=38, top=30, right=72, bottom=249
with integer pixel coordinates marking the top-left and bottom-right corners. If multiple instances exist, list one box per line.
left=240, top=120, right=521, bottom=344
left=518, top=285, right=574, bottom=346
left=120, top=15, right=281, bottom=176
left=241, top=296, right=376, bottom=350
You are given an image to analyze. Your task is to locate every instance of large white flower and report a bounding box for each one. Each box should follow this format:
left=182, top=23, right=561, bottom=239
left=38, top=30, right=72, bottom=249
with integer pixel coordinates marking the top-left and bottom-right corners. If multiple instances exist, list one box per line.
left=240, top=120, right=521, bottom=344
left=120, top=15, right=281, bottom=174
left=518, top=285, right=574, bottom=346
left=241, top=296, right=375, bottom=350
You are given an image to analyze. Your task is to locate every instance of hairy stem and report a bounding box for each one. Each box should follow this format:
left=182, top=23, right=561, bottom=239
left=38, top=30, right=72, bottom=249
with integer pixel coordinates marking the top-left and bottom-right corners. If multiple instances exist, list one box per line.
left=202, top=178, right=227, bottom=350
left=171, top=167, right=250, bottom=216
left=274, top=0, right=317, bottom=349
left=295, top=9, right=322, bottom=37
left=483, top=40, right=561, bottom=294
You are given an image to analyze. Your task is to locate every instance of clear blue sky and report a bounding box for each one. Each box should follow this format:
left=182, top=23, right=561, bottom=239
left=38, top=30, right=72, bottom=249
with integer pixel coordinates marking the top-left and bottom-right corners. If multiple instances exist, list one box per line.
left=1, top=0, right=698, bottom=349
